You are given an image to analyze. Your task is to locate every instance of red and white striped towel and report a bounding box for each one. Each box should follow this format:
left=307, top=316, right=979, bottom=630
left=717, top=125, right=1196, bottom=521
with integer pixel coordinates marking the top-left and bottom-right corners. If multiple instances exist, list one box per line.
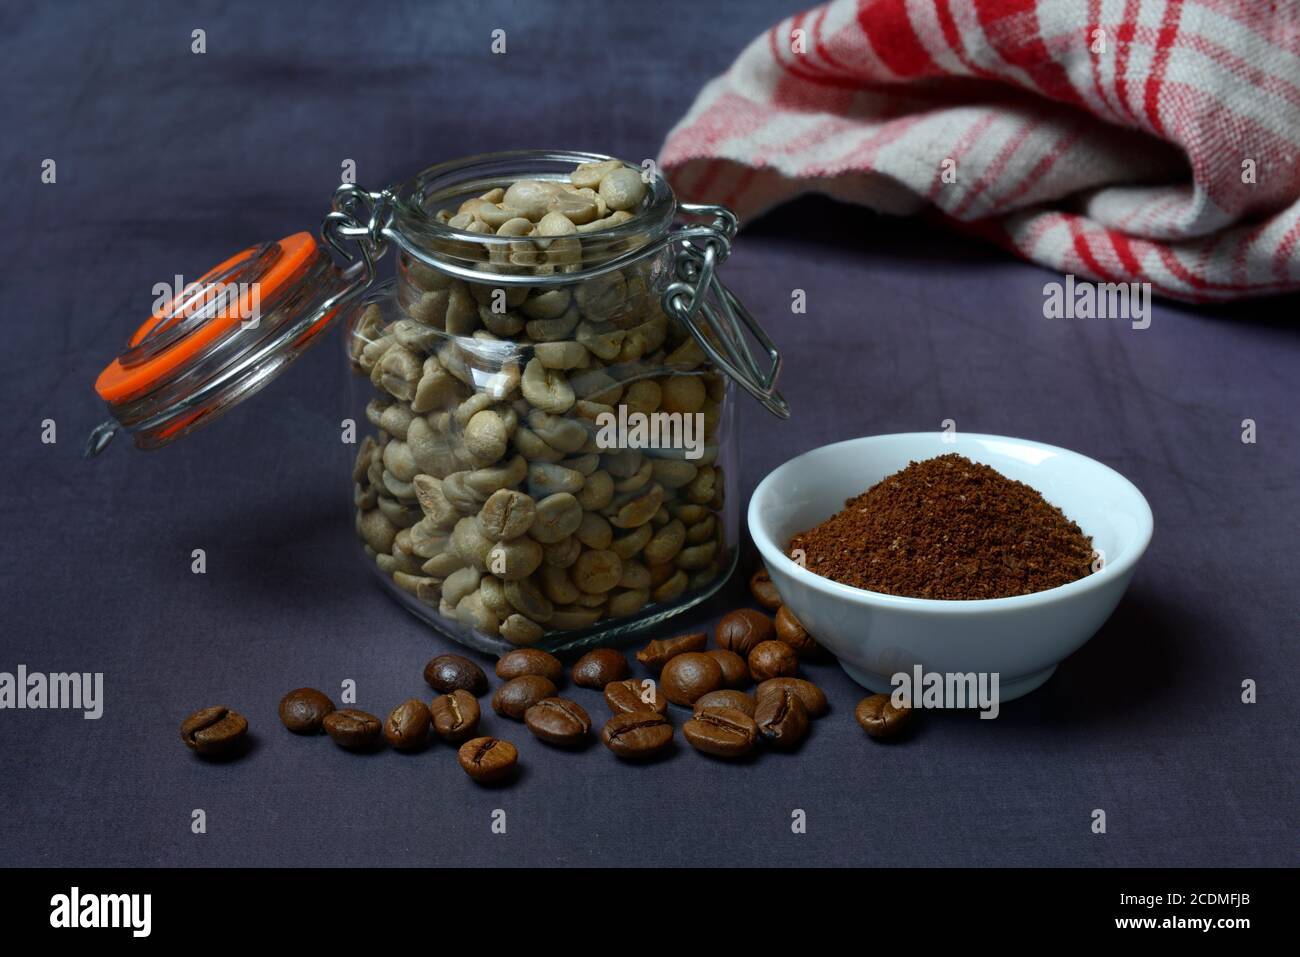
left=660, top=0, right=1300, bottom=303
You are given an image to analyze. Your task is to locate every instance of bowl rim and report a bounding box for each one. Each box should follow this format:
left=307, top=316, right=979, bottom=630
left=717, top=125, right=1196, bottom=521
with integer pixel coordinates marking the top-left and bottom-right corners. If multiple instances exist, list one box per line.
left=747, top=432, right=1154, bottom=615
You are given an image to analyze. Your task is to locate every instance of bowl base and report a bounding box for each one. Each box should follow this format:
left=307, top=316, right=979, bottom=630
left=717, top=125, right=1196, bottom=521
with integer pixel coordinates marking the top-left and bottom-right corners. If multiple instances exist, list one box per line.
left=837, top=662, right=1057, bottom=704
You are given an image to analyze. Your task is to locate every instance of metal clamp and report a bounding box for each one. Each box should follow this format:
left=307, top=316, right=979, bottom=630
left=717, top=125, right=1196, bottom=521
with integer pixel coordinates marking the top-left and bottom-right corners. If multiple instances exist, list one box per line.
left=323, top=184, right=398, bottom=295
left=662, top=204, right=789, bottom=419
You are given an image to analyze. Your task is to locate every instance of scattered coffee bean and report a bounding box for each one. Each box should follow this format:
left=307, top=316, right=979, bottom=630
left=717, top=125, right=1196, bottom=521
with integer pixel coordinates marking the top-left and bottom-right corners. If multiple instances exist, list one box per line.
left=383, top=699, right=431, bottom=750
left=604, top=677, right=668, bottom=715
left=855, top=694, right=912, bottom=739
left=635, top=632, right=707, bottom=671
left=601, top=711, right=674, bottom=759
left=430, top=690, right=480, bottom=743
left=322, top=709, right=382, bottom=750
left=754, top=687, right=809, bottom=751
left=683, top=707, right=758, bottom=758
left=774, top=605, right=820, bottom=657
left=693, top=689, right=755, bottom=717
left=660, top=652, right=723, bottom=706
left=572, top=648, right=629, bottom=688
left=492, top=674, right=558, bottom=719
left=716, top=609, right=774, bottom=657
left=748, top=566, right=783, bottom=611
left=495, top=648, right=564, bottom=685
left=756, top=677, right=828, bottom=718
left=748, top=640, right=798, bottom=682
left=278, top=688, right=334, bottom=734
left=424, top=654, right=489, bottom=696
left=180, top=706, right=248, bottom=757
left=457, top=736, right=518, bottom=783
left=525, top=697, right=591, bottom=747
left=705, top=649, right=749, bottom=688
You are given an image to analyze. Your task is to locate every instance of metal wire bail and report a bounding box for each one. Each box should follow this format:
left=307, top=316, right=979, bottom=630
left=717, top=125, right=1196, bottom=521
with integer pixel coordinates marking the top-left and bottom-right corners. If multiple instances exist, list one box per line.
left=663, top=203, right=789, bottom=419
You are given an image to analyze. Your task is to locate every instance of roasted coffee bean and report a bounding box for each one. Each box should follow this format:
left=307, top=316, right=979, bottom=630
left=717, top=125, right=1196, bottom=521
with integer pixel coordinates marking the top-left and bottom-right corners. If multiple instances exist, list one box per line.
left=683, top=707, right=758, bottom=758
left=180, top=706, right=248, bottom=756
left=423, top=654, right=489, bottom=696
left=430, top=690, right=480, bottom=743
left=635, top=631, right=706, bottom=671
left=278, top=688, right=334, bottom=734
left=748, top=640, right=798, bottom=682
left=754, top=687, right=809, bottom=750
left=572, top=648, right=629, bottom=688
left=705, top=649, right=749, bottom=688
left=457, top=736, right=518, bottom=783
left=660, top=652, right=723, bottom=706
left=383, top=699, right=431, bottom=750
left=525, top=697, right=591, bottom=746
left=774, top=605, right=820, bottom=657
left=693, top=689, right=755, bottom=717
left=748, top=566, right=783, bottom=611
left=601, top=711, right=674, bottom=759
left=492, top=675, right=558, bottom=719
left=322, top=709, right=382, bottom=750
left=716, top=609, right=774, bottom=657
left=855, top=694, right=912, bottom=739
left=604, top=677, right=668, bottom=715
left=495, top=648, right=564, bottom=685
left=756, top=677, right=828, bottom=718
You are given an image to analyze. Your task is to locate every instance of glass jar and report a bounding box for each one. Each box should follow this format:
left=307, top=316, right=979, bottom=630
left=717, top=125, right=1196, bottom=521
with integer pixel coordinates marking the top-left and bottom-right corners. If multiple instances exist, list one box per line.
left=89, top=149, right=788, bottom=656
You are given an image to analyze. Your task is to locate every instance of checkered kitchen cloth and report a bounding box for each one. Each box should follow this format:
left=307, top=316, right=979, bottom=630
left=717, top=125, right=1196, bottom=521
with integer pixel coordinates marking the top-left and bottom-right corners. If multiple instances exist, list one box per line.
left=660, top=0, right=1300, bottom=302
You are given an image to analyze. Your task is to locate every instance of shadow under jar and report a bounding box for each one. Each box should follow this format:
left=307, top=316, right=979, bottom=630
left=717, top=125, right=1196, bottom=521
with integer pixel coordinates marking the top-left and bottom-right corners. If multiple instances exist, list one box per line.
left=86, top=149, right=787, bottom=658
left=352, top=151, right=788, bottom=654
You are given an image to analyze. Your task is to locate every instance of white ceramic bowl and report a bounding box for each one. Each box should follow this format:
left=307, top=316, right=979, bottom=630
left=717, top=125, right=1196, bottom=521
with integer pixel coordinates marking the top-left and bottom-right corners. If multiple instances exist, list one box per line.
left=748, top=434, right=1153, bottom=701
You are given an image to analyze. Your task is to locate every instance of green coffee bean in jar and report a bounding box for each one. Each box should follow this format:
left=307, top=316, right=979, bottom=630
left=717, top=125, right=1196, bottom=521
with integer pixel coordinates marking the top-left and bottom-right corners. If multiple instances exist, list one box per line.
left=349, top=151, right=787, bottom=654
left=87, top=149, right=785, bottom=660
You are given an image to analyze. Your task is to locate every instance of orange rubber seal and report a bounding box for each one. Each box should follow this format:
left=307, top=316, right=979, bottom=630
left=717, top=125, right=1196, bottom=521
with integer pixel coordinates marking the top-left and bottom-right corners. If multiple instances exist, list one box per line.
left=95, top=232, right=319, bottom=404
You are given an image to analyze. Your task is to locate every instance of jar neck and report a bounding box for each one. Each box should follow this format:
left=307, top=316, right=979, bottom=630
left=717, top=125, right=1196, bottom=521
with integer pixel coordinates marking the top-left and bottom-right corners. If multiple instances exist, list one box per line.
left=386, top=150, right=675, bottom=282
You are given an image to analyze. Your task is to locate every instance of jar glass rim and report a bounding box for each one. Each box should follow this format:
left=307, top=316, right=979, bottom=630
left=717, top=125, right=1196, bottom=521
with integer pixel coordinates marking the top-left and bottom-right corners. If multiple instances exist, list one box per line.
left=388, top=149, right=676, bottom=258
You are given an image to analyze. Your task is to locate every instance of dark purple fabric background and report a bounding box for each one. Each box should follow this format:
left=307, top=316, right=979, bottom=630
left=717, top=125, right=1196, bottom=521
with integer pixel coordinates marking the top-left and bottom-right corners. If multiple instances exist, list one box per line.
left=1, top=0, right=1295, bottom=867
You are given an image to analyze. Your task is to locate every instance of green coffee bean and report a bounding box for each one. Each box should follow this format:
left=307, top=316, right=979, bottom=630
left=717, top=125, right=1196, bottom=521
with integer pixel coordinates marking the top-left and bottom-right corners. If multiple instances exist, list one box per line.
left=576, top=512, right=613, bottom=551
left=464, top=409, right=508, bottom=463
left=608, top=588, right=650, bottom=618
left=521, top=358, right=575, bottom=413
left=570, top=159, right=621, bottom=190
left=609, top=522, right=654, bottom=560
left=643, top=519, right=686, bottom=564
left=450, top=516, right=493, bottom=570
left=504, top=577, right=554, bottom=623
left=576, top=470, right=614, bottom=510
left=542, top=536, right=582, bottom=568
left=500, top=613, right=545, bottom=645
left=529, top=493, right=583, bottom=544
left=527, top=409, right=588, bottom=453
left=477, top=489, right=536, bottom=541
left=540, top=564, right=580, bottom=605
left=486, top=537, right=543, bottom=581
left=455, top=590, right=500, bottom=635
left=464, top=454, right=528, bottom=497
left=479, top=574, right=513, bottom=619
left=528, top=462, right=585, bottom=496
left=533, top=341, right=588, bottom=370
left=599, top=168, right=648, bottom=212
left=442, top=567, right=482, bottom=607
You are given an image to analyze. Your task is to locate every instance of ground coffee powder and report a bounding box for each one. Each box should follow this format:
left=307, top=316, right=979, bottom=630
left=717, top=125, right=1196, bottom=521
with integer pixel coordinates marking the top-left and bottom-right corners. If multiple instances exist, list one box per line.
left=788, top=454, right=1094, bottom=600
